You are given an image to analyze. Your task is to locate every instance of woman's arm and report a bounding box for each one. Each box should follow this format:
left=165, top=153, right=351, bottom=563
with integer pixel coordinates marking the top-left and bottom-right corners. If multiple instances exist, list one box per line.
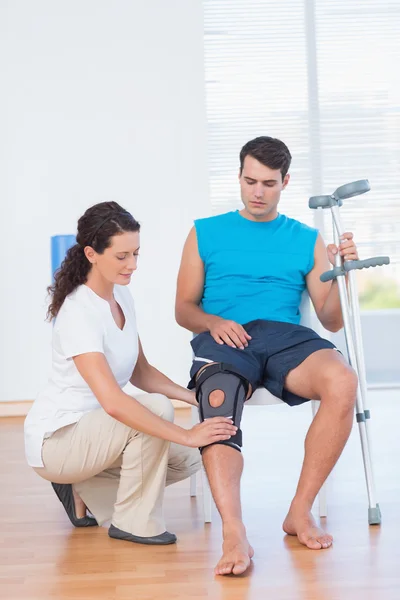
left=130, top=339, right=197, bottom=406
left=73, top=352, right=235, bottom=447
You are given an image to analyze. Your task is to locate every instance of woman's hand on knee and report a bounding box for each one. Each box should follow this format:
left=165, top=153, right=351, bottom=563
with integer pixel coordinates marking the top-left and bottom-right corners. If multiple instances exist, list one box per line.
left=184, top=417, right=237, bottom=448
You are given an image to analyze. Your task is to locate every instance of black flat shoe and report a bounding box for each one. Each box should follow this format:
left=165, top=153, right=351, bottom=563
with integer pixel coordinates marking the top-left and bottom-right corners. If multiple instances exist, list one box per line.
left=108, top=524, right=177, bottom=545
left=51, top=483, right=98, bottom=527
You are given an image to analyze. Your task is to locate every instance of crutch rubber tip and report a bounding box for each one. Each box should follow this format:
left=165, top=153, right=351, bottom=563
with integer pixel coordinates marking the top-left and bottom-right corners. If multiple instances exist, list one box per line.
left=368, top=506, right=382, bottom=526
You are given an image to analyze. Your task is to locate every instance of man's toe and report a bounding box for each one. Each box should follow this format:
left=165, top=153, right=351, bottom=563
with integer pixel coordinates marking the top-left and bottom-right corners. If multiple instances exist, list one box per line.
left=232, top=560, right=248, bottom=575
left=216, top=562, right=234, bottom=576
left=305, top=536, right=323, bottom=550
left=317, top=535, right=333, bottom=549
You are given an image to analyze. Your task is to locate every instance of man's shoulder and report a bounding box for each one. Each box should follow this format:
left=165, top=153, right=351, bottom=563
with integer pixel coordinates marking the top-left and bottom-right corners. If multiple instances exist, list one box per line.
left=193, top=212, right=236, bottom=257
left=280, top=214, right=318, bottom=236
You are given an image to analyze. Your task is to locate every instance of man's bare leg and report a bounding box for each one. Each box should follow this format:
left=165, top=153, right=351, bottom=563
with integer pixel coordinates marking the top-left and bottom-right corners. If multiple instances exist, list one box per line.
left=282, top=349, right=357, bottom=549
left=202, top=441, right=254, bottom=576
left=200, top=381, right=253, bottom=576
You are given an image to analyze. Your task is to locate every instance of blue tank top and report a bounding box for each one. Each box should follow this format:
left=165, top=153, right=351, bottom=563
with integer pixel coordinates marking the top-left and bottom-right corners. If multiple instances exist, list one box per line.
left=194, top=211, right=318, bottom=325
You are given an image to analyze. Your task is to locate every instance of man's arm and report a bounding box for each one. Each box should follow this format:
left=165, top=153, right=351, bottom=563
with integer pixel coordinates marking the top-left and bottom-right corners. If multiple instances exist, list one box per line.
left=306, top=232, right=359, bottom=333
left=175, top=227, right=251, bottom=348
left=175, top=227, right=215, bottom=334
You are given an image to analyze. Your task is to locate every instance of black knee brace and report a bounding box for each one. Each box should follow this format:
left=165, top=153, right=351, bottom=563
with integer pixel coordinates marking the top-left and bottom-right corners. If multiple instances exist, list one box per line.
left=195, top=363, right=250, bottom=452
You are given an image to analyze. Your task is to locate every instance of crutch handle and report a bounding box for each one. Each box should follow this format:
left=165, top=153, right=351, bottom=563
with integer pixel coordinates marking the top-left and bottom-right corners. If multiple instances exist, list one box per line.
left=320, top=268, right=343, bottom=282
left=346, top=256, right=390, bottom=271
left=309, top=195, right=343, bottom=209
left=320, top=256, right=391, bottom=282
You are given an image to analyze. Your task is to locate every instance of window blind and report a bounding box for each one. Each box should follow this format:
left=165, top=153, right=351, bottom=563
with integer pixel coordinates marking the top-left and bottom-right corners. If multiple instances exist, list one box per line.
left=204, top=0, right=400, bottom=302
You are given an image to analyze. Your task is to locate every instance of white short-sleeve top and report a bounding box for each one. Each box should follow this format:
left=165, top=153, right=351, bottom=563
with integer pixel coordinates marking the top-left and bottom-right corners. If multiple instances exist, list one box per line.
left=24, top=284, right=139, bottom=467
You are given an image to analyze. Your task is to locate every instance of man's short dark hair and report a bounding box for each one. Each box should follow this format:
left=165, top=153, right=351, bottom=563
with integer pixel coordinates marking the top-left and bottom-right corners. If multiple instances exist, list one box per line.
left=239, top=136, right=292, bottom=179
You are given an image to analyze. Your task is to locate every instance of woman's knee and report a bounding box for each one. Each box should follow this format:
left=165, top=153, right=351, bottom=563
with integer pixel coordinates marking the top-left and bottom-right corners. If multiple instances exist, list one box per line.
left=167, top=446, right=201, bottom=484
left=180, top=448, right=201, bottom=477
left=146, top=393, right=175, bottom=422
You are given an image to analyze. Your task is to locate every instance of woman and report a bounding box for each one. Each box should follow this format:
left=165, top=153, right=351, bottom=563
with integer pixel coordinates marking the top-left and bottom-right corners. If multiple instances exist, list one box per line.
left=24, top=201, right=237, bottom=545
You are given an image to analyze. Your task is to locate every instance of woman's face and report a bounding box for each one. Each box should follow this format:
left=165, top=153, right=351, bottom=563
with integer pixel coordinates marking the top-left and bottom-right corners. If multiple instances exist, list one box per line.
left=86, top=231, right=140, bottom=286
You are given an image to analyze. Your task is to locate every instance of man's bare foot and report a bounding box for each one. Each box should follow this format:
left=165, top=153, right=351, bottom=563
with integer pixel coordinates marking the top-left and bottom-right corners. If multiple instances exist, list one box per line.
left=215, top=523, right=254, bottom=576
left=282, top=504, right=333, bottom=550
left=72, top=485, right=87, bottom=519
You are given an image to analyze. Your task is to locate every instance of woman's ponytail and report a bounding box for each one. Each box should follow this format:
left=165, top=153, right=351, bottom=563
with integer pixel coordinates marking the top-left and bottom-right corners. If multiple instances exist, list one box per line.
left=46, top=243, right=90, bottom=321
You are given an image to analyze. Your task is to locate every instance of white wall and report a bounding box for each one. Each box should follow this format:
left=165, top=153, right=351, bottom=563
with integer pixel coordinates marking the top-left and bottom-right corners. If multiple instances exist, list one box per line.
left=359, top=311, right=400, bottom=386
left=319, top=312, right=400, bottom=388
left=0, top=1, right=210, bottom=401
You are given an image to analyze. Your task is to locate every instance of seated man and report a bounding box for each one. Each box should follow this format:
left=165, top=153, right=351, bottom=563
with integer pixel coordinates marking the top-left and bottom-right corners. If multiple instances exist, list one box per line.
left=175, top=136, right=359, bottom=576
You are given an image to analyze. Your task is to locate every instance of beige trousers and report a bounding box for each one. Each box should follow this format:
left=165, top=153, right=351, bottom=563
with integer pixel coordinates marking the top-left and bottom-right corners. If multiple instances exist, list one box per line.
left=34, top=393, right=201, bottom=537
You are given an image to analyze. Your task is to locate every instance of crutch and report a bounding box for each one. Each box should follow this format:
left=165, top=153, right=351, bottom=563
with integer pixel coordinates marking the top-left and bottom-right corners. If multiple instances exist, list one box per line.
left=309, top=180, right=390, bottom=526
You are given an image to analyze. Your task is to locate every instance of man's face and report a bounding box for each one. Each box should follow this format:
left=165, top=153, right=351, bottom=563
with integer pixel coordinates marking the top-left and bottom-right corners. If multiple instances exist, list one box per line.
left=239, top=155, right=290, bottom=221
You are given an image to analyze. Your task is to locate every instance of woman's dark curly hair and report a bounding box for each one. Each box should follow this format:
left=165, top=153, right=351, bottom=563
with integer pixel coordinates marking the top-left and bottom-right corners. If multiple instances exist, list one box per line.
left=47, top=201, right=140, bottom=321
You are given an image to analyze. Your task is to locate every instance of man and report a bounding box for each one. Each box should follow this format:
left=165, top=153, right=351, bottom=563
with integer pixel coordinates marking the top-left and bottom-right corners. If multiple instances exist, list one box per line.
left=175, top=136, right=359, bottom=576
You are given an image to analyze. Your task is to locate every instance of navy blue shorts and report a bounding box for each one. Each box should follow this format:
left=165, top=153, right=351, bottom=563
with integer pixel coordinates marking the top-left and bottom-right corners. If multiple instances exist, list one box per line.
left=188, top=320, right=336, bottom=406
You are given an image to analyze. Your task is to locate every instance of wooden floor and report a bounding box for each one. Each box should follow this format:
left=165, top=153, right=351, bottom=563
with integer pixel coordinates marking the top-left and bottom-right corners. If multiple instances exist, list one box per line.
left=1, top=389, right=400, bottom=600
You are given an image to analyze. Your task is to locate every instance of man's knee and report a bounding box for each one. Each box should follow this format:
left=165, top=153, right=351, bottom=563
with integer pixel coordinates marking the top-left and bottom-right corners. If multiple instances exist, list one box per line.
left=209, top=389, right=225, bottom=407
left=322, top=362, right=358, bottom=409
left=195, top=362, right=249, bottom=452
